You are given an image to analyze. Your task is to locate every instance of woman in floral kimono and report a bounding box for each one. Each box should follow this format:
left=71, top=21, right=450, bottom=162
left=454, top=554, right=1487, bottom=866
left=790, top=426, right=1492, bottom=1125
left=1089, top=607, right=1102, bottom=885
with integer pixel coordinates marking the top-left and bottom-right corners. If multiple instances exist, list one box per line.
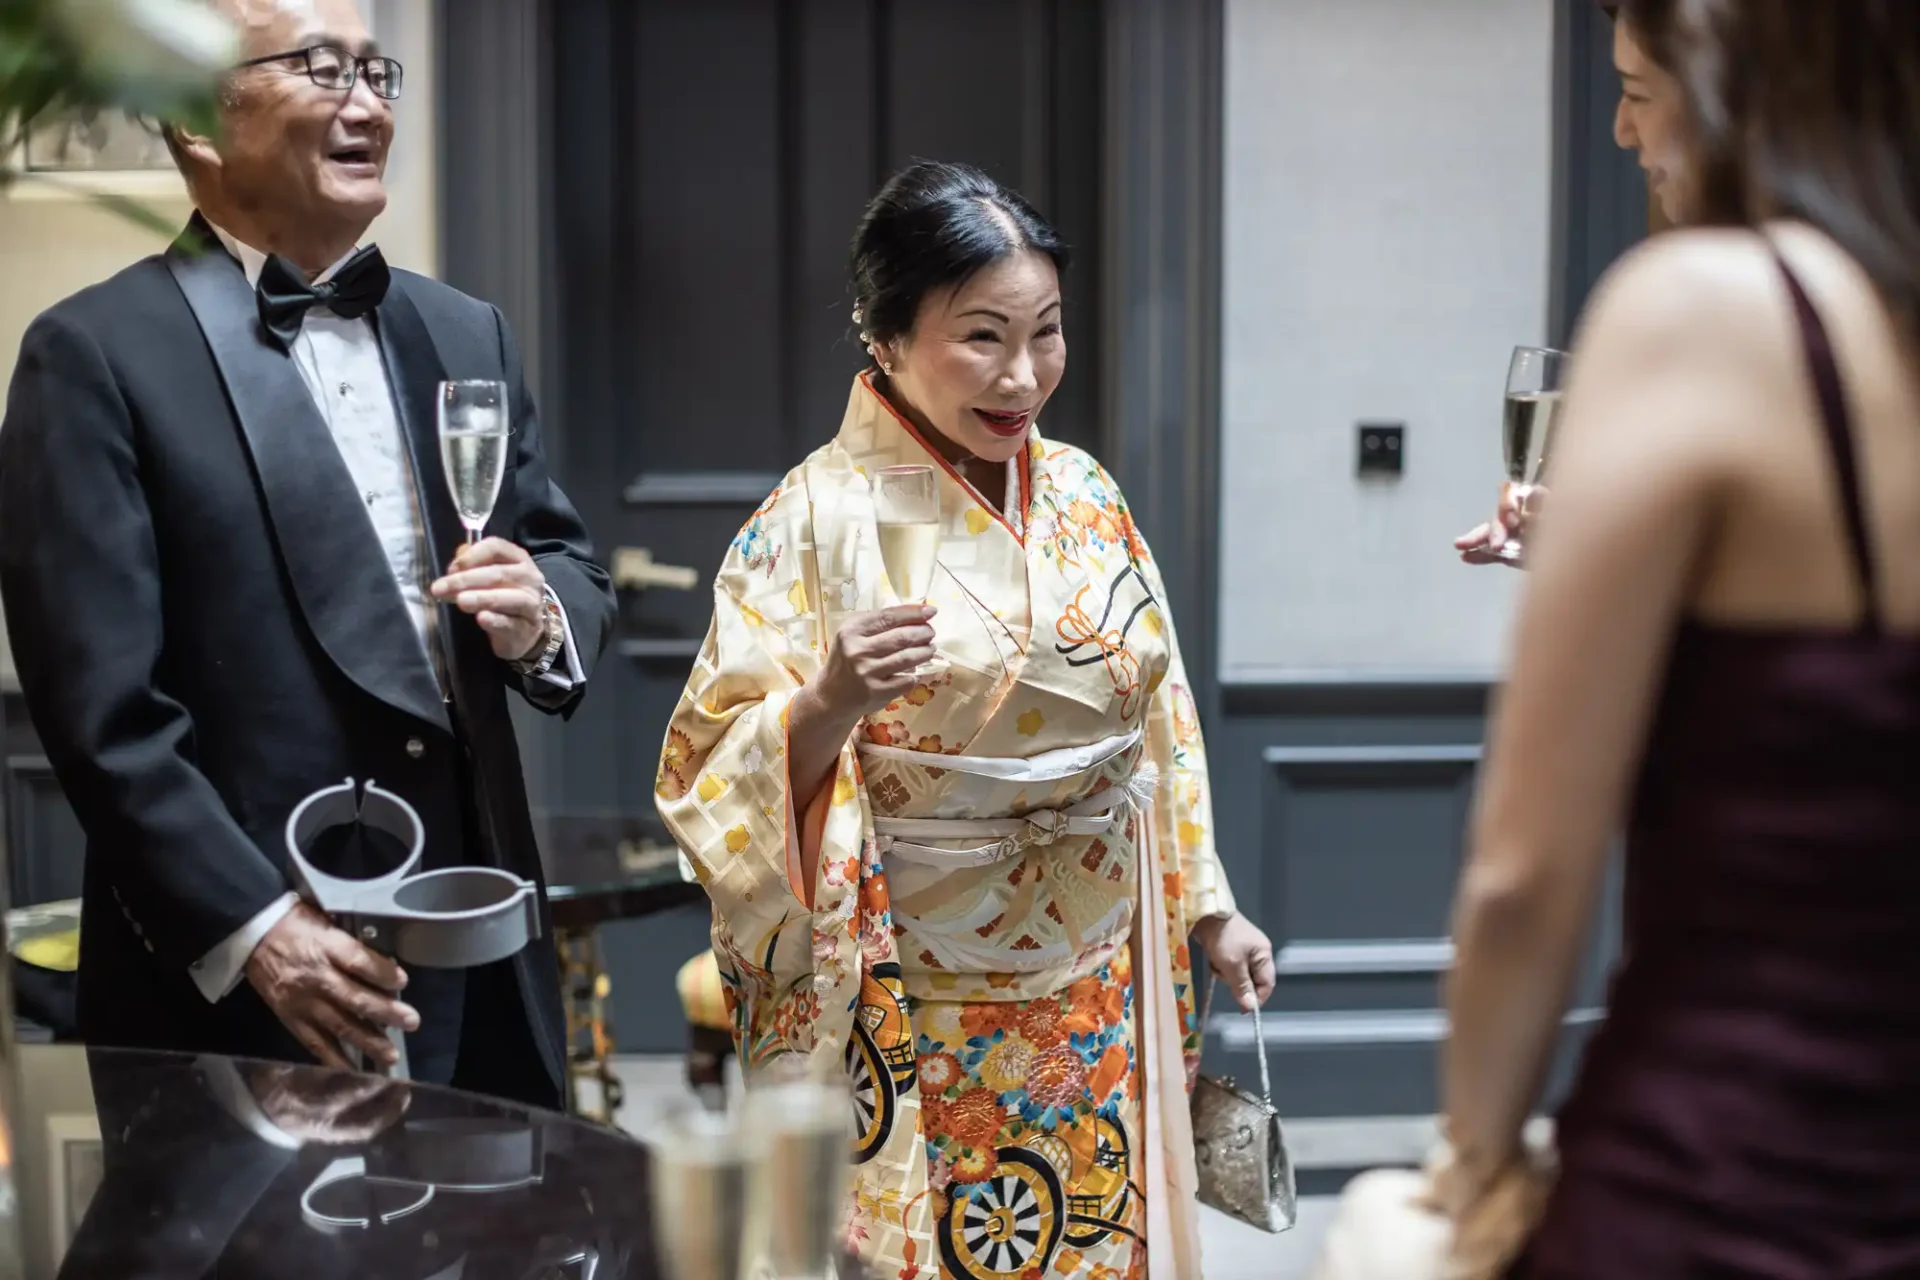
left=656, top=160, right=1274, bottom=1279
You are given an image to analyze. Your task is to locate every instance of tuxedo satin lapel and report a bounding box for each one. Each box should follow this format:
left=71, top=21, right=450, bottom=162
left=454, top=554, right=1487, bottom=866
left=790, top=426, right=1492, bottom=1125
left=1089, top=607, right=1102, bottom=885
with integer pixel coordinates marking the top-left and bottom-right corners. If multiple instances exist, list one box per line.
left=374, top=283, right=505, bottom=696
left=165, top=227, right=451, bottom=734
left=374, top=286, right=466, bottom=559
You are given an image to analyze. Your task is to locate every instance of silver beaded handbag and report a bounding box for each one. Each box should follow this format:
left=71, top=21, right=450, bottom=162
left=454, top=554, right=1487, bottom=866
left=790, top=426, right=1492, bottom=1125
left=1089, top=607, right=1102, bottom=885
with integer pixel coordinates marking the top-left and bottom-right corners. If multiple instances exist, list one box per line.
left=1191, top=972, right=1297, bottom=1233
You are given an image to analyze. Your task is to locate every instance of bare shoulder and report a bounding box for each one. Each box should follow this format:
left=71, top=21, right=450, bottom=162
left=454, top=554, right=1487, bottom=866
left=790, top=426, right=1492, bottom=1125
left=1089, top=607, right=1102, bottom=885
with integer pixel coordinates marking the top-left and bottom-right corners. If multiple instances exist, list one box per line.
left=1577, top=228, right=1794, bottom=361
left=1553, top=230, right=1804, bottom=493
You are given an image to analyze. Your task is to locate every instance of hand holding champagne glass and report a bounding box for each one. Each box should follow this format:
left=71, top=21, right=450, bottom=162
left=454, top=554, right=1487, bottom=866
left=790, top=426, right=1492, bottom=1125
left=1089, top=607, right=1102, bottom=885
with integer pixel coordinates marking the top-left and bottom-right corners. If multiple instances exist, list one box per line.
left=874, top=464, right=946, bottom=675
left=1495, top=345, right=1568, bottom=564
left=437, top=379, right=510, bottom=546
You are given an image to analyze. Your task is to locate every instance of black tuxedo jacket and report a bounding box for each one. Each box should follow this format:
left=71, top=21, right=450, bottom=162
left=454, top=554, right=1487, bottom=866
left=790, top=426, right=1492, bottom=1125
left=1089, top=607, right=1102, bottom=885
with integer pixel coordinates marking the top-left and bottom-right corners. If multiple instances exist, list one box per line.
left=0, top=217, right=615, bottom=1093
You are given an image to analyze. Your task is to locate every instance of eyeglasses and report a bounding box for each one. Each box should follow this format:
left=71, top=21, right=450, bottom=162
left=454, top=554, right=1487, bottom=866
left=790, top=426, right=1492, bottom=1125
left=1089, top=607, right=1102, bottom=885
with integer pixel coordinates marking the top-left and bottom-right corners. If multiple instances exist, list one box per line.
left=235, top=45, right=404, bottom=100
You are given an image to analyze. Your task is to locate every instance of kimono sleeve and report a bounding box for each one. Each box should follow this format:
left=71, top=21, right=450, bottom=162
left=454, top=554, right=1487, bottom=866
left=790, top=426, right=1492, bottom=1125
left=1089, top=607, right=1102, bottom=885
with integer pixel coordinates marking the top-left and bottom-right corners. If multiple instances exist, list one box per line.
left=1105, top=471, right=1239, bottom=931
left=653, top=478, right=874, bottom=1065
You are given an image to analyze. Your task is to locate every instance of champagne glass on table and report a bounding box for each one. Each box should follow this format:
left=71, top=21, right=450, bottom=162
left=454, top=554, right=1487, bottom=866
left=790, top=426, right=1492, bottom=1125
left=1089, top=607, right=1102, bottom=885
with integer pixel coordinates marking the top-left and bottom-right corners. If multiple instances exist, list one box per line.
left=874, top=464, right=946, bottom=675
left=647, top=1103, right=752, bottom=1280
left=741, top=1071, right=854, bottom=1280
left=437, top=380, right=510, bottom=546
left=1497, top=346, right=1569, bottom=564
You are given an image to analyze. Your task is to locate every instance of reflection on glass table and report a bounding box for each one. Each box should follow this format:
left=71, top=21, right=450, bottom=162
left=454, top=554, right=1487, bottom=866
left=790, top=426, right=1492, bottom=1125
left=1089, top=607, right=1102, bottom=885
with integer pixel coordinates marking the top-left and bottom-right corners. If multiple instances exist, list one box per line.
left=16, top=1045, right=659, bottom=1278
left=14, top=1045, right=871, bottom=1278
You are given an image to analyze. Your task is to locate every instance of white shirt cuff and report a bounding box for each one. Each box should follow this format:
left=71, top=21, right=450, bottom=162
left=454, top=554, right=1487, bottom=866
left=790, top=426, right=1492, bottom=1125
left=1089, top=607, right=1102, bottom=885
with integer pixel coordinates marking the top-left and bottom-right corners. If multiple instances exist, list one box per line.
left=190, top=892, right=299, bottom=1003
left=530, top=585, right=583, bottom=691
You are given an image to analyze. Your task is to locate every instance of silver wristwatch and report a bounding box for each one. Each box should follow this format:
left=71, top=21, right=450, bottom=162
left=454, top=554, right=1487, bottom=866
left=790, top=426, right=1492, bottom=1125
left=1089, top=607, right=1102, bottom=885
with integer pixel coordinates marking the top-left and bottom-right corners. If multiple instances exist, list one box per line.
left=512, top=587, right=565, bottom=678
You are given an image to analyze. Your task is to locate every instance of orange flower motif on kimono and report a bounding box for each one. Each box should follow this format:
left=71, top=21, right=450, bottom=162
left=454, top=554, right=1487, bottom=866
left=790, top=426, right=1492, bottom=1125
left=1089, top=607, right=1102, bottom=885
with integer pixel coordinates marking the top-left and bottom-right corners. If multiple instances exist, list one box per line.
left=1019, top=999, right=1069, bottom=1049
left=865, top=719, right=910, bottom=747
left=656, top=728, right=694, bottom=799
left=1060, top=973, right=1109, bottom=1034
left=946, top=1088, right=1009, bottom=1150
left=918, top=1052, right=962, bottom=1093
left=949, top=1145, right=1001, bottom=1186
left=1066, top=497, right=1120, bottom=546
left=961, top=1003, right=1019, bottom=1041
left=1027, top=1045, right=1088, bottom=1109
left=859, top=872, right=892, bottom=921
left=1086, top=1043, right=1132, bottom=1106
left=771, top=987, right=821, bottom=1049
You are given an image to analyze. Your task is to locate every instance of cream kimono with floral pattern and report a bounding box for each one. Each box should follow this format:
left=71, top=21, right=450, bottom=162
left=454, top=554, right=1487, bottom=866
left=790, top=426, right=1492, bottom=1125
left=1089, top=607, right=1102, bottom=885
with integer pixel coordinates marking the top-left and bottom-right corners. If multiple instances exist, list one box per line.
left=658, top=373, right=1236, bottom=1278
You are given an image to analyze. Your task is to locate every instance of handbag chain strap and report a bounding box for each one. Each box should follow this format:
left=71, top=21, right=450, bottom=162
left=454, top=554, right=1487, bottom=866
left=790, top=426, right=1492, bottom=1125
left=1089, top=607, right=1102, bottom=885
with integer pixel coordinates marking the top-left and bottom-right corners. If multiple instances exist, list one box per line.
left=1200, top=958, right=1273, bottom=1109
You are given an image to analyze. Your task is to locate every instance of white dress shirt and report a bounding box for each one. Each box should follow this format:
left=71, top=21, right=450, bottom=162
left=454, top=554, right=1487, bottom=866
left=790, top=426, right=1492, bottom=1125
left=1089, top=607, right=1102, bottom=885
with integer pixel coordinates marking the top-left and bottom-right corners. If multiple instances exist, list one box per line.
left=189, top=222, right=583, bottom=1002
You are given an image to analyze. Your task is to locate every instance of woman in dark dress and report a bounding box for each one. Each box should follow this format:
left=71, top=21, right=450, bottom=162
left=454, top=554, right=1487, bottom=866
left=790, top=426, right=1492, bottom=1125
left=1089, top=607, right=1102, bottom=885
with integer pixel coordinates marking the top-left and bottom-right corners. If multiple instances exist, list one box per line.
left=1436, top=2, right=1920, bottom=1275
left=1454, top=0, right=1686, bottom=568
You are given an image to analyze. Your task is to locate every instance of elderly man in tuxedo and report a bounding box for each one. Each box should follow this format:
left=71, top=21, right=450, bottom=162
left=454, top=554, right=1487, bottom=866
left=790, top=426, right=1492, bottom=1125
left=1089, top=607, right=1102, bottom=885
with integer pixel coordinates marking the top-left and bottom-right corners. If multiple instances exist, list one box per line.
left=0, top=0, right=615, bottom=1108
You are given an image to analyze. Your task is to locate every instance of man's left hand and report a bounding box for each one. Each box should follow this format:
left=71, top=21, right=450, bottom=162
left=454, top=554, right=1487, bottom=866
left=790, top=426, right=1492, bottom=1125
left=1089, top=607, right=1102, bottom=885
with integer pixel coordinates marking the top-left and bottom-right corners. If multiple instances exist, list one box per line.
left=431, top=538, right=549, bottom=662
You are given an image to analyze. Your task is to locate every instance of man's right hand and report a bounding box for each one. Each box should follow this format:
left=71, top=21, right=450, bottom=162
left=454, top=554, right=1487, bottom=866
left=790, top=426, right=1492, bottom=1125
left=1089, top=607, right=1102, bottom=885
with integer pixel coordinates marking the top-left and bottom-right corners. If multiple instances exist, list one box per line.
left=244, top=902, right=419, bottom=1071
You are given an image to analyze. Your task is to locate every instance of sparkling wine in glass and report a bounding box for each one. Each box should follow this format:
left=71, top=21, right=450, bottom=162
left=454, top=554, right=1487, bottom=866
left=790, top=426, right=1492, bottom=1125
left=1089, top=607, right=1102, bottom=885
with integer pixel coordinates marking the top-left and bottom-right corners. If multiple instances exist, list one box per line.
left=646, top=1103, right=752, bottom=1280
left=874, top=464, right=946, bottom=675
left=1498, top=346, right=1569, bottom=563
left=437, top=380, right=510, bottom=547
left=741, top=1073, right=854, bottom=1280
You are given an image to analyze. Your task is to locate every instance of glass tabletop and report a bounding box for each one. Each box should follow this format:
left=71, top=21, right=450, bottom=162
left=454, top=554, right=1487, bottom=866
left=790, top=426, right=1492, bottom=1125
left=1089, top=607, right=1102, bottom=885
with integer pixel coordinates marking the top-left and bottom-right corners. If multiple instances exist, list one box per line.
left=5, top=1044, right=661, bottom=1278
left=538, top=815, right=706, bottom=928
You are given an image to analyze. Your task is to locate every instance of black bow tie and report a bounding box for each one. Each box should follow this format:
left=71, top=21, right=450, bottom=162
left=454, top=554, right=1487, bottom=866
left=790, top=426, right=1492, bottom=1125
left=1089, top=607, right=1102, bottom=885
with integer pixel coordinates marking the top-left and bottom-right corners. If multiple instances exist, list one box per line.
left=256, top=245, right=391, bottom=348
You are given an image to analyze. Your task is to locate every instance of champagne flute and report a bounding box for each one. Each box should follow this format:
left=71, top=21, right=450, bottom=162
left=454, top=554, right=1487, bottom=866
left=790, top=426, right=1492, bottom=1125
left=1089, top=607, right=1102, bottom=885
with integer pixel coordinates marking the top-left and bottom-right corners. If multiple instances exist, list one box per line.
left=437, top=380, right=510, bottom=547
left=874, top=464, right=946, bottom=675
left=1498, top=346, right=1569, bottom=564
left=646, top=1103, right=752, bottom=1280
left=740, top=1072, right=854, bottom=1280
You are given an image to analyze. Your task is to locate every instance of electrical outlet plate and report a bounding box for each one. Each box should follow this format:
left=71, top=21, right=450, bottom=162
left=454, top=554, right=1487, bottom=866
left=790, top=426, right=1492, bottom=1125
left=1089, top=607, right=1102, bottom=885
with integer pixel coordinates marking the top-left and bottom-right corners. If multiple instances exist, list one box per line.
left=1357, top=422, right=1405, bottom=477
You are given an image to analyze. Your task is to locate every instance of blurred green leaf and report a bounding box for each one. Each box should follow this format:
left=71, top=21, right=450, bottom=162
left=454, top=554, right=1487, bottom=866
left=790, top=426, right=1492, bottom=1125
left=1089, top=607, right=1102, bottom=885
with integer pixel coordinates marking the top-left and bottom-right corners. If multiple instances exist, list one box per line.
left=0, top=0, right=231, bottom=236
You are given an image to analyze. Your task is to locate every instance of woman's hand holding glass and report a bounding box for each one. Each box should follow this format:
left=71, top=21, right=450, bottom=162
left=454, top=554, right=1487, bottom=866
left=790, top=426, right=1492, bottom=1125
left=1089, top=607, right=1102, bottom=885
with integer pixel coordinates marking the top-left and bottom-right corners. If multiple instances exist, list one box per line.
left=786, top=606, right=938, bottom=881
left=815, top=606, right=939, bottom=720
left=1455, top=484, right=1547, bottom=568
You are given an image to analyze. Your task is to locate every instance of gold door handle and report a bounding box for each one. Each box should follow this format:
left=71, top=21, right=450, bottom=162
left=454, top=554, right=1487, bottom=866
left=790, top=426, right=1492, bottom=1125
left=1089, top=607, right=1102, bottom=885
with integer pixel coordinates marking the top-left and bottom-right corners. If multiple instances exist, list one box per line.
left=611, top=546, right=700, bottom=593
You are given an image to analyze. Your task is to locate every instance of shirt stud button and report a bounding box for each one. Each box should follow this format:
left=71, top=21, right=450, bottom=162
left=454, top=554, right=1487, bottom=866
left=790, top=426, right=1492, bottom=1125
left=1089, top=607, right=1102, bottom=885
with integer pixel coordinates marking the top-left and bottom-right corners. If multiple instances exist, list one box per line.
left=406, top=737, right=426, bottom=759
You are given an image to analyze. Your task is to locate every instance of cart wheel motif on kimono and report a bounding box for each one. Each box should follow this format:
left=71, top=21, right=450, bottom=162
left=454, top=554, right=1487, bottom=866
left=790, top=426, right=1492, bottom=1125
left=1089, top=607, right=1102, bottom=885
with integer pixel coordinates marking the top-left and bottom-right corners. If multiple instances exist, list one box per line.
left=847, top=1018, right=895, bottom=1164
left=1063, top=1112, right=1133, bottom=1248
left=939, top=1146, right=1066, bottom=1278
left=857, top=961, right=917, bottom=1096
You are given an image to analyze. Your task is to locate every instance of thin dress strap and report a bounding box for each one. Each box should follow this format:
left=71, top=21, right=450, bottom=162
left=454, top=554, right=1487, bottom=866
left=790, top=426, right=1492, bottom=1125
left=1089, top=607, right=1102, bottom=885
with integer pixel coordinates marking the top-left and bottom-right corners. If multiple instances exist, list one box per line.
left=1769, top=241, right=1883, bottom=631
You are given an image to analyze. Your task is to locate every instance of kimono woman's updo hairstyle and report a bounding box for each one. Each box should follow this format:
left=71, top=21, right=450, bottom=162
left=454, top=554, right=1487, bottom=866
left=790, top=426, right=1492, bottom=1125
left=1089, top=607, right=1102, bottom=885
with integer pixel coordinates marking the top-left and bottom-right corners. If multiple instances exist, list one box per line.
left=849, top=160, right=1070, bottom=359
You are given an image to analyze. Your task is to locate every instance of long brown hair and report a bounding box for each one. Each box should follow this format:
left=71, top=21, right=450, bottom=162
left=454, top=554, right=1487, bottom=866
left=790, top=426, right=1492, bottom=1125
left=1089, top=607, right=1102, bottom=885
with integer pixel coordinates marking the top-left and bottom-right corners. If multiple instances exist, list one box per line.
left=1669, top=1, right=1920, bottom=337
left=1608, top=0, right=1682, bottom=74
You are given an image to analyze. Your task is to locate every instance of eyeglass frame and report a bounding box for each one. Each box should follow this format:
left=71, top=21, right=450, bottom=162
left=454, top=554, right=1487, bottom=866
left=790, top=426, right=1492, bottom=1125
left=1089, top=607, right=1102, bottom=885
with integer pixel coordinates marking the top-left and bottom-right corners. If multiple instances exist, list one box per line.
left=233, top=45, right=405, bottom=100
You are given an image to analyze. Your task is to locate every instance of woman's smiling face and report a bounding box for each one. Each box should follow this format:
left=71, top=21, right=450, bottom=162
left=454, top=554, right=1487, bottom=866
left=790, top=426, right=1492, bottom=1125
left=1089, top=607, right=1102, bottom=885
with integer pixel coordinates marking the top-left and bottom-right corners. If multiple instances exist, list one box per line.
left=874, top=247, right=1066, bottom=466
